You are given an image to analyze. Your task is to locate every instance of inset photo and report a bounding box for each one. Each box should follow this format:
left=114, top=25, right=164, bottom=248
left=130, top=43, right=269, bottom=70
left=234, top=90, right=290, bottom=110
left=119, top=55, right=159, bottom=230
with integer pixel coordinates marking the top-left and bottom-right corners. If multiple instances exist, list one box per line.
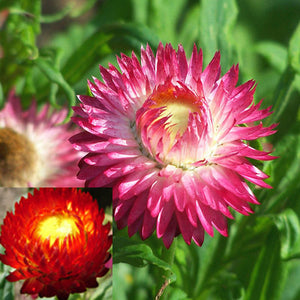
left=0, top=187, right=112, bottom=300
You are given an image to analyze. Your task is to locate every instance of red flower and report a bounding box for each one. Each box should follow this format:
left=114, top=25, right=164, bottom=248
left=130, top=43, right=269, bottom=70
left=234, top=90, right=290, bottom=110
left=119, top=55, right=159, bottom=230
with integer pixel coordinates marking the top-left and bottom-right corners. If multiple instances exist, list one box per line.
left=0, top=188, right=112, bottom=300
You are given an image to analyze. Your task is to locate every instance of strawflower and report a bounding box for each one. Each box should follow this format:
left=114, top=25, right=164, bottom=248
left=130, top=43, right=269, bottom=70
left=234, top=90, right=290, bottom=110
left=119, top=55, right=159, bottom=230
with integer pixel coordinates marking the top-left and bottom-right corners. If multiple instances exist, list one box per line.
left=0, top=188, right=112, bottom=300
left=70, top=43, right=277, bottom=248
left=0, top=91, right=84, bottom=187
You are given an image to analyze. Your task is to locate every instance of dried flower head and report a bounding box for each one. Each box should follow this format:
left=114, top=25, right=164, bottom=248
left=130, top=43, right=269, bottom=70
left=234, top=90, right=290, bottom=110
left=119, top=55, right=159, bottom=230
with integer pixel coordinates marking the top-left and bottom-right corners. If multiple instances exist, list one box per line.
left=0, top=188, right=112, bottom=300
left=0, top=91, right=84, bottom=187
left=70, top=43, right=276, bottom=248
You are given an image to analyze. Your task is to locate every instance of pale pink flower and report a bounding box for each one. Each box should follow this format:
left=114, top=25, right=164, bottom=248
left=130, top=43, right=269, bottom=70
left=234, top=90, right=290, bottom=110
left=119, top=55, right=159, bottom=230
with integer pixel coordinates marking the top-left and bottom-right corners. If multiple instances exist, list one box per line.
left=70, top=43, right=276, bottom=248
left=0, top=91, right=84, bottom=187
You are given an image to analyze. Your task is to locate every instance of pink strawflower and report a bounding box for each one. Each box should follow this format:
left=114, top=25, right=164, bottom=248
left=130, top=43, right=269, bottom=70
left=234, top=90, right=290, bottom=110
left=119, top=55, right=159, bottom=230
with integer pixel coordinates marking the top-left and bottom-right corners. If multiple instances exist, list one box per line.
left=0, top=91, right=84, bottom=187
left=70, top=43, right=277, bottom=248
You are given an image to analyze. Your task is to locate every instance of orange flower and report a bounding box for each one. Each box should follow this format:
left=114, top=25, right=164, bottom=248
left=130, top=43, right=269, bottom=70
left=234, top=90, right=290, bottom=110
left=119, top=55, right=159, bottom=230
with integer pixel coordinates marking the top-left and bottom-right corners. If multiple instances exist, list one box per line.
left=0, top=188, right=112, bottom=300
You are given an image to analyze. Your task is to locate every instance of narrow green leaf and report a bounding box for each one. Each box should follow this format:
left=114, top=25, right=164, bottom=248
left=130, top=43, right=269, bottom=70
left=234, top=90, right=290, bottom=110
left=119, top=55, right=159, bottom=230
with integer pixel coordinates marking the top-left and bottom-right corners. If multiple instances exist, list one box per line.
left=168, top=288, right=189, bottom=300
left=131, top=0, right=148, bottom=24
left=102, top=22, right=161, bottom=51
left=255, top=41, right=288, bottom=73
left=199, top=0, right=238, bottom=70
left=244, top=227, right=286, bottom=300
left=61, top=31, right=113, bottom=85
left=266, top=66, right=295, bottom=126
left=261, top=134, right=300, bottom=213
left=288, top=22, right=300, bottom=73
left=35, top=57, right=75, bottom=120
left=62, top=23, right=160, bottom=86
left=90, top=275, right=112, bottom=300
left=148, top=0, right=186, bottom=45
left=192, top=235, right=227, bottom=297
left=70, top=0, right=99, bottom=18
left=280, top=260, right=300, bottom=300
left=268, top=23, right=300, bottom=126
left=0, top=263, right=14, bottom=300
left=274, top=209, right=300, bottom=260
left=40, top=5, right=72, bottom=23
left=178, top=4, right=201, bottom=51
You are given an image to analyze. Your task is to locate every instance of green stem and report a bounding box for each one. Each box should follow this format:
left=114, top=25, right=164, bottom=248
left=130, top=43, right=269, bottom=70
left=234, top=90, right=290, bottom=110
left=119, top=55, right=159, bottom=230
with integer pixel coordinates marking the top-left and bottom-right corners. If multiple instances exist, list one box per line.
left=154, top=238, right=177, bottom=300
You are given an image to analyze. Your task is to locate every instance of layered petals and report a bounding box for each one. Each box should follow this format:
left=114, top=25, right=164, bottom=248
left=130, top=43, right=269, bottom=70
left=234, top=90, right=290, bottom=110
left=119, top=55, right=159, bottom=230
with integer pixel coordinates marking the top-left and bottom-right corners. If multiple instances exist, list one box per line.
left=0, top=188, right=112, bottom=300
left=0, top=91, right=84, bottom=187
left=71, top=43, right=277, bottom=248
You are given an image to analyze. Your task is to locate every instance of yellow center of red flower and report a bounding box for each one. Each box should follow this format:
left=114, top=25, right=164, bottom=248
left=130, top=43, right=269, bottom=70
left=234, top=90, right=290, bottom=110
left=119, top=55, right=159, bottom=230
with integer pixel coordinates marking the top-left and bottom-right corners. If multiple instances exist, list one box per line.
left=36, top=214, right=80, bottom=246
left=0, top=127, right=37, bottom=186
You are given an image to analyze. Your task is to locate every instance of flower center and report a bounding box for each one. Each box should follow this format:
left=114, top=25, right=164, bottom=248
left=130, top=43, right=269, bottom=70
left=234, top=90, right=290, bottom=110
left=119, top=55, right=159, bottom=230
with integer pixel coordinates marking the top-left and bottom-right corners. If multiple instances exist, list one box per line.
left=0, top=128, right=37, bottom=186
left=148, top=85, right=201, bottom=138
left=136, top=83, right=209, bottom=169
left=36, top=214, right=80, bottom=246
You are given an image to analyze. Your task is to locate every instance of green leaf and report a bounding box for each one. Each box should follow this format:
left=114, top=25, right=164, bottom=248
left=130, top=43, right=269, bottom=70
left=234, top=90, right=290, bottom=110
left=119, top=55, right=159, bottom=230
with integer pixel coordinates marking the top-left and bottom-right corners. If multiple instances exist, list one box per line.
left=102, top=22, right=160, bottom=51
left=178, top=4, right=201, bottom=51
left=40, top=5, right=72, bottom=23
left=61, top=31, right=113, bottom=85
left=281, top=260, right=300, bottom=300
left=148, top=0, right=186, bottom=45
left=199, top=0, right=238, bottom=70
left=167, top=287, right=190, bottom=300
left=266, top=65, right=295, bottom=126
left=34, top=57, right=75, bottom=120
left=267, top=23, right=300, bottom=126
left=244, top=227, right=286, bottom=300
left=274, top=209, right=300, bottom=260
left=70, top=0, right=99, bottom=18
left=209, top=271, right=244, bottom=300
left=261, top=134, right=300, bottom=213
left=113, top=236, right=174, bottom=278
left=288, top=22, right=300, bottom=73
left=192, top=234, right=228, bottom=298
left=90, top=275, right=112, bottom=300
left=255, top=41, right=288, bottom=73
left=131, top=0, right=148, bottom=24
left=61, top=22, right=160, bottom=86
left=0, top=263, right=14, bottom=300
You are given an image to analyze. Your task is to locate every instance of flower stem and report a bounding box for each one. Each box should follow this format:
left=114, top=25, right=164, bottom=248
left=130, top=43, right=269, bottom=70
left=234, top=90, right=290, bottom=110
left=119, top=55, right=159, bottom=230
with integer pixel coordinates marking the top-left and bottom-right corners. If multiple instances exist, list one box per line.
left=154, top=238, right=177, bottom=300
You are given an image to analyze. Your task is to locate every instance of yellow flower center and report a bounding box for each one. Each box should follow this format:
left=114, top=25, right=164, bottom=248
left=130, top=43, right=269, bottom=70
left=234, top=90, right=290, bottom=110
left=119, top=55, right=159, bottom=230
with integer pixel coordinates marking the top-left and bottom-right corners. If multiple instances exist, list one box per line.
left=136, top=84, right=205, bottom=169
left=0, top=128, right=37, bottom=186
left=36, top=214, right=80, bottom=246
left=150, top=86, right=200, bottom=139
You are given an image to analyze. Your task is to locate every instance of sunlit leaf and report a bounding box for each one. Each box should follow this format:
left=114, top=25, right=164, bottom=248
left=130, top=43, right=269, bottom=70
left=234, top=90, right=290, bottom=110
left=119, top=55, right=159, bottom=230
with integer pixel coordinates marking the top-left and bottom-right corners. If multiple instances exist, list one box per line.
left=61, top=31, right=113, bottom=85
left=274, top=209, right=300, bottom=260
left=0, top=262, right=14, bottom=300
left=178, top=3, right=201, bottom=51
left=147, top=0, right=186, bottom=45
left=261, top=134, right=300, bottom=213
left=256, top=41, right=288, bottom=73
left=268, top=23, right=300, bottom=126
left=34, top=56, right=75, bottom=120
left=199, top=0, right=238, bottom=70
left=114, top=236, right=174, bottom=277
left=288, top=22, right=300, bottom=73
left=244, top=227, right=287, bottom=300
